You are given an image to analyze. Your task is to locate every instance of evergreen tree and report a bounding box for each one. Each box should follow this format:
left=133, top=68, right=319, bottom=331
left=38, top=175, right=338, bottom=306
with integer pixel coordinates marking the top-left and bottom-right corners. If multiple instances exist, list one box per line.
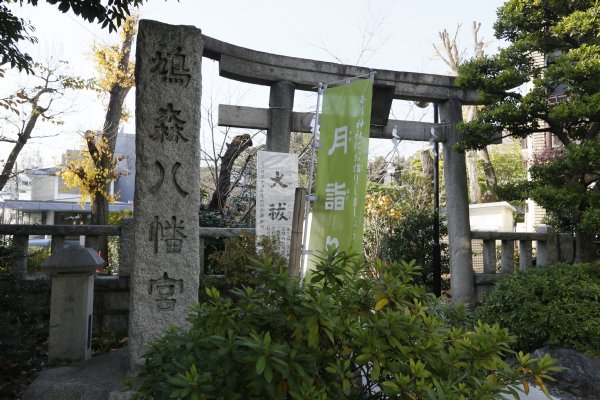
left=457, top=0, right=600, bottom=261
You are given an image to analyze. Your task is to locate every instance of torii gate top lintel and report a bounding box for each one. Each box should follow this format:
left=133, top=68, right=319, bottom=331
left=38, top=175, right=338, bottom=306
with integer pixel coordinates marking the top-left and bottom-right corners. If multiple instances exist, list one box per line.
left=201, top=34, right=479, bottom=105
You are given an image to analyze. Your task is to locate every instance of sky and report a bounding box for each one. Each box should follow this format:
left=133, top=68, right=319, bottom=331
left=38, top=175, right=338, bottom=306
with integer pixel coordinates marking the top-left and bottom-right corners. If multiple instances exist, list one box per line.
left=1, top=0, right=507, bottom=168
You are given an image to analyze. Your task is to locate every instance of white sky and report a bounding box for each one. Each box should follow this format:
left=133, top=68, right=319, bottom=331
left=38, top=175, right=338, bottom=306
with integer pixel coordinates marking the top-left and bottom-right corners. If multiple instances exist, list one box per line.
left=1, top=0, right=506, bottom=168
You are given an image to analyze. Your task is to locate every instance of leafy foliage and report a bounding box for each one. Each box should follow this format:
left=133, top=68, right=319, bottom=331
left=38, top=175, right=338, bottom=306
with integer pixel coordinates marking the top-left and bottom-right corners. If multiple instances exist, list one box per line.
left=496, top=139, right=600, bottom=234
left=103, top=210, right=133, bottom=275
left=1, top=0, right=151, bottom=72
left=364, top=175, right=449, bottom=289
left=479, top=139, right=526, bottom=195
left=135, top=251, right=561, bottom=399
left=474, top=262, right=600, bottom=357
left=89, top=13, right=137, bottom=244
left=203, top=233, right=285, bottom=297
left=93, top=16, right=136, bottom=95
left=363, top=183, right=403, bottom=261
left=529, top=140, right=600, bottom=233
left=0, top=236, right=50, bottom=274
left=0, top=61, right=96, bottom=193
left=458, top=0, right=600, bottom=250
left=0, top=273, right=50, bottom=398
left=382, top=205, right=449, bottom=289
left=0, top=3, right=37, bottom=72
left=59, top=131, right=123, bottom=207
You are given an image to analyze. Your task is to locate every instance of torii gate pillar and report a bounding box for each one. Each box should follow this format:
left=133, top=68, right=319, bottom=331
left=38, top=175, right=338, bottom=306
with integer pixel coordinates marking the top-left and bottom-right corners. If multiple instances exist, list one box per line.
left=440, top=98, right=475, bottom=306
left=267, top=81, right=295, bottom=152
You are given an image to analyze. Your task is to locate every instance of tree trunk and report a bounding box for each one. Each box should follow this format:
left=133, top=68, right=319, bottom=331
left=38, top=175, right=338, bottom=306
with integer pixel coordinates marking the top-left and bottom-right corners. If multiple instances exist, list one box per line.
left=465, top=150, right=481, bottom=203
left=420, top=150, right=434, bottom=179
left=0, top=106, right=43, bottom=192
left=479, top=147, right=497, bottom=202
left=94, top=21, right=135, bottom=260
left=574, top=229, right=599, bottom=263
left=96, top=87, right=129, bottom=260
left=91, top=192, right=109, bottom=259
left=208, top=134, right=253, bottom=213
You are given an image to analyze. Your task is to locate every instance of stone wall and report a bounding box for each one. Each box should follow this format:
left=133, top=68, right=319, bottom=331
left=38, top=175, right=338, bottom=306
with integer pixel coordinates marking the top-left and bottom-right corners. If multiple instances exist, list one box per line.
left=0, top=275, right=130, bottom=337
left=93, top=276, right=129, bottom=335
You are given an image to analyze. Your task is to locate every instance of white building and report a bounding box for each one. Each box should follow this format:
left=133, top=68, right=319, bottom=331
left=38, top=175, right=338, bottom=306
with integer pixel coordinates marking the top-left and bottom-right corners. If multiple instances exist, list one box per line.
left=1, top=131, right=135, bottom=225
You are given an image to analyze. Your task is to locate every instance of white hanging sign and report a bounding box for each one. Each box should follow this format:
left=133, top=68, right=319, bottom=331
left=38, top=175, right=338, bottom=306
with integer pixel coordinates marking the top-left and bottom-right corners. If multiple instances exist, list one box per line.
left=256, top=151, right=298, bottom=258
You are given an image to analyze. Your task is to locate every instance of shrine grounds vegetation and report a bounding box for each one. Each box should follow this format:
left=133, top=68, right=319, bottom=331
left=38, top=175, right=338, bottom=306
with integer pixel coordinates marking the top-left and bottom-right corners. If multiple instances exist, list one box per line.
left=474, top=262, right=600, bottom=358
left=134, top=251, right=560, bottom=399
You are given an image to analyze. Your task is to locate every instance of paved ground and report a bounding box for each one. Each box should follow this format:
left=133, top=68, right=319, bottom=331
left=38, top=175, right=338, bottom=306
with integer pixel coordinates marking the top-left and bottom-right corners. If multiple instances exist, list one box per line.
left=504, top=386, right=556, bottom=399
left=505, top=385, right=583, bottom=400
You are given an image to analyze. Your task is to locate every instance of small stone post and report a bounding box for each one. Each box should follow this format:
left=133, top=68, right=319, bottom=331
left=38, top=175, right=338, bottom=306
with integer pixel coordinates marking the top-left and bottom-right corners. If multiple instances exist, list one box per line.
left=51, top=235, right=65, bottom=255
left=12, top=234, right=28, bottom=278
left=482, top=240, right=496, bottom=274
left=129, top=20, right=202, bottom=369
left=118, top=217, right=134, bottom=276
left=42, top=245, right=104, bottom=362
left=557, top=232, right=574, bottom=264
left=519, top=240, right=533, bottom=270
left=536, top=225, right=558, bottom=266
left=440, top=98, right=475, bottom=306
left=501, top=240, right=515, bottom=273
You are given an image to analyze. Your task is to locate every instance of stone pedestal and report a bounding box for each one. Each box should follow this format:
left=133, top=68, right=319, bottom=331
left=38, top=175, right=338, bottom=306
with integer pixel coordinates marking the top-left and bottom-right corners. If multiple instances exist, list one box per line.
left=42, top=245, right=104, bottom=362
left=129, top=20, right=203, bottom=369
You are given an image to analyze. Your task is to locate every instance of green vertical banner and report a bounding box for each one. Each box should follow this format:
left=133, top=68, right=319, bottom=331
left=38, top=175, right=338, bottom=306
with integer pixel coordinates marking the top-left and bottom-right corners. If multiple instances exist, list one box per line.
left=308, top=78, right=373, bottom=267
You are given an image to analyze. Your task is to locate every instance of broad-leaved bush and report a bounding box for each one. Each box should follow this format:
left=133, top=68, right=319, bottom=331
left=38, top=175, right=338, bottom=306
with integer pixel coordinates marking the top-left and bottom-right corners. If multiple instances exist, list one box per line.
left=135, top=251, right=560, bottom=399
left=475, top=262, right=600, bottom=357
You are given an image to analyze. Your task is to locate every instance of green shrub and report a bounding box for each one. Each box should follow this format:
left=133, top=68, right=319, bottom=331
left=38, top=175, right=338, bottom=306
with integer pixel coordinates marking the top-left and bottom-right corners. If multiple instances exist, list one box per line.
left=0, top=272, right=50, bottom=326
left=474, top=262, right=600, bottom=357
left=0, top=236, right=21, bottom=273
left=26, top=246, right=51, bottom=273
left=363, top=182, right=449, bottom=291
left=201, top=233, right=285, bottom=300
left=135, top=251, right=560, bottom=399
left=0, top=237, right=51, bottom=275
left=382, top=205, right=449, bottom=289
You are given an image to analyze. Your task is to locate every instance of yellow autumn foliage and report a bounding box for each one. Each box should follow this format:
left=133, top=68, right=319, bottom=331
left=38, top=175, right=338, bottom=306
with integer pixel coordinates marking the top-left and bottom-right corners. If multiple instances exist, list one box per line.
left=93, top=15, right=137, bottom=94
left=364, top=193, right=402, bottom=221
left=59, top=131, right=122, bottom=207
left=363, top=188, right=404, bottom=261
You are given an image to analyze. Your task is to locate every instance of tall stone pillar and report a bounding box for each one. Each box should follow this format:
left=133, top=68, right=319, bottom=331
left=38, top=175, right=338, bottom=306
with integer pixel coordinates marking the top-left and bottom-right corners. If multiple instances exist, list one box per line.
left=129, top=20, right=202, bottom=369
left=267, top=81, right=295, bottom=152
left=440, top=99, right=475, bottom=306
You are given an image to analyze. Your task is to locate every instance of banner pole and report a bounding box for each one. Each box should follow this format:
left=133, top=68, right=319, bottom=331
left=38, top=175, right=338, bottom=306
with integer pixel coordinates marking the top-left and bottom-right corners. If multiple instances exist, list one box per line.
left=299, top=83, right=324, bottom=282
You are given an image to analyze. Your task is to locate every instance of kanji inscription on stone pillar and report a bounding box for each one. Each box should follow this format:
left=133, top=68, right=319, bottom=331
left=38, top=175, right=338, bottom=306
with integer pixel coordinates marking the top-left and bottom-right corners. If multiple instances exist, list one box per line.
left=129, top=20, right=202, bottom=369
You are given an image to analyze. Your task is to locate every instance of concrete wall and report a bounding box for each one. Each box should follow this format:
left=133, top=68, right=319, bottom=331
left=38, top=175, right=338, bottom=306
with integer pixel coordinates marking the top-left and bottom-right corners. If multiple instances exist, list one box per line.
left=114, top=132, right=136, bottom=203
left=56, top=178, right=82, bottom=200
left=469, top=201, right=516, bottom=232
left=31, top=175, right=56, bottom=201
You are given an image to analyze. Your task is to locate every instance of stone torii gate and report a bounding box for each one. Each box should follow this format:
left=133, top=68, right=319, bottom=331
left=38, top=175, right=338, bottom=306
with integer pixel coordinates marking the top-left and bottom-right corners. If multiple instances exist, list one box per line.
left=131, top=20, right=478, bottom=368
left=205, top=32, right=476, bottom=307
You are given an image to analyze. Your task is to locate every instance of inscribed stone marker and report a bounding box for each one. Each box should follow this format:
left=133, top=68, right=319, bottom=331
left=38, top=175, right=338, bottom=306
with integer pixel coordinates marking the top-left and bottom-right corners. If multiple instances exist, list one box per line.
left=129, top=20, right=202, bottom=369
